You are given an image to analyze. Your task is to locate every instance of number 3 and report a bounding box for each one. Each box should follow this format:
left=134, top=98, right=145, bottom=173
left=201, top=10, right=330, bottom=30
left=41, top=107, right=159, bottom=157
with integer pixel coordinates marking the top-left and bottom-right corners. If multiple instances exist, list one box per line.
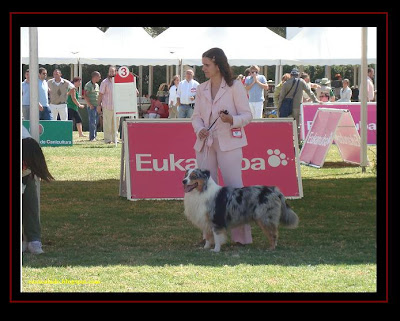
left=118, top=66, right=129, bottom=78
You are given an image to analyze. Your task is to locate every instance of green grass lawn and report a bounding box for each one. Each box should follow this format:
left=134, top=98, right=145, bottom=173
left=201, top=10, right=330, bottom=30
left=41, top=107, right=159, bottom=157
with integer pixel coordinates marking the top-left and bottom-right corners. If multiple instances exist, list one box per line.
left=21, top=131, right=377, bottom=294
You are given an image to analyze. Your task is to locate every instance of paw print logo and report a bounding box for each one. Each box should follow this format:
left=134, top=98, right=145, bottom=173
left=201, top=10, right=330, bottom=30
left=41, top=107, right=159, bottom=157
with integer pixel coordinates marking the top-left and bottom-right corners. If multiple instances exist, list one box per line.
left=267, top=149, right=288, bottom=167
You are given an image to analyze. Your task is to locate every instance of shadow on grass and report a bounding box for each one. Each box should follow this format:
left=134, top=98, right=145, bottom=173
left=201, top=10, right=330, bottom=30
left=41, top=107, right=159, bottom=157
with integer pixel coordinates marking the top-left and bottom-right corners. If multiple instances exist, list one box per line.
left=20, top=176, right=377, bottom=268
left=320, top=161, right=360, bottom=168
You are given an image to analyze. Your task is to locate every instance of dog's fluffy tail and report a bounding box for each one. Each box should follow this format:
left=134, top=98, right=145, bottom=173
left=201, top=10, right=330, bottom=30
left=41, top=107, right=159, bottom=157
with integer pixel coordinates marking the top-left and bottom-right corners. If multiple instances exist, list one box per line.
left=275, top=188, right=299, bottom=228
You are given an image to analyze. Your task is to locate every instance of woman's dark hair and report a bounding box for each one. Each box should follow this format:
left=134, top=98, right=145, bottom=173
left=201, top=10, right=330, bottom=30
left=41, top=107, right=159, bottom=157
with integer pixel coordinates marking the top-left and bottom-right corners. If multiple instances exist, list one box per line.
left=22, top=138, right=54, bottom=182
left=202, top=47, right=234, bottom=87
left=71, top=77, right=82, bottom=84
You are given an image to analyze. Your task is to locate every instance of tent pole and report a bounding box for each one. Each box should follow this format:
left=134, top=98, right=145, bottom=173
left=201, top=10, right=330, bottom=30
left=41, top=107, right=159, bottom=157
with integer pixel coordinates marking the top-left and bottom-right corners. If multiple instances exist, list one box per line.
left=149, top=66, right=153, bottom=96
left=74, top=63, right=78, bottom=82
left=28, top=27, right=41, bottom=221
left=360, top=27, right=368, bottom=172
left=139, top=65, right=143, bottom=97
left=78, top=59, right=82, bottom=98
left=29, top=27, right=39, bottom=142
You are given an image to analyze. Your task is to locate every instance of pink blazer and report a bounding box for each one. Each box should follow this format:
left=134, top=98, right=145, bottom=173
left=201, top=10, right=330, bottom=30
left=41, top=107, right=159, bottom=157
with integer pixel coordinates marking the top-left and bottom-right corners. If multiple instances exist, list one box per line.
left=192, top=79, right=253, bottom=152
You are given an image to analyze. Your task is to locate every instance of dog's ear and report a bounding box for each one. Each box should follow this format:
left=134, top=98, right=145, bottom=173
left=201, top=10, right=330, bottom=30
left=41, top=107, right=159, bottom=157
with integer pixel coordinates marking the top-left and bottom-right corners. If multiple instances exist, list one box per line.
left=202, top=169, right=211, bottom=179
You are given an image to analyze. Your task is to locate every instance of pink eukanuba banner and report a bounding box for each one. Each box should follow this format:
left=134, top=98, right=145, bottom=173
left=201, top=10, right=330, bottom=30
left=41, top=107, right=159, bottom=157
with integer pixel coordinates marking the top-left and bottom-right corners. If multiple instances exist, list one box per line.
left=125, top=120, right=302, bottom=200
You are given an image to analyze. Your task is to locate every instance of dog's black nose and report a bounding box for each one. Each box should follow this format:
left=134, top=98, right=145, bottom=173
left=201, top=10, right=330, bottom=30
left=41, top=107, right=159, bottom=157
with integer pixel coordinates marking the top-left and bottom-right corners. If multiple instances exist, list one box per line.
left=182, top=180, right=187, bottom=184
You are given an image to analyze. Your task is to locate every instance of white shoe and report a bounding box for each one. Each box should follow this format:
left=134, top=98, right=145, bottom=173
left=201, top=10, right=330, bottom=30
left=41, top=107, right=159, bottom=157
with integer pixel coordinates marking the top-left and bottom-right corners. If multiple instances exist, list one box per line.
left=28, top=241, right=44, bottom=254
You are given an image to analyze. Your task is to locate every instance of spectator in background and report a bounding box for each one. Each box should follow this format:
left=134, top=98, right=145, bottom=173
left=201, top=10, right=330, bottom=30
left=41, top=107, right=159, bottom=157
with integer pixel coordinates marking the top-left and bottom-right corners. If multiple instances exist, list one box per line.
left=84, top=71, right=101, bottom=142
left=331, top=73, right=343, bottom=99
left=157, top=82, right=169, bottom=103
left=366, top=67, right=375, bottom=102
left=38, top=67, right=52, bottom=120
left=278, top=68, right=320, bottom=140
left=244, top=65, right=269, bottom=119
left=168, top=75, right=180, bottom=119
left=331, top=73, right=343, bottom=88
left=146, top=95, right=166, bottom=118
left=351, top=86, right=359, bottom=102
left=98, top=66, right=118, bottom=144
left=48, top=69, right=74, bottom=121
left=243, top=68, right=251, bottom=81
left=236, top=74, right=245, bottom=82
left=22, top=69, right=30, bottom=120
left=315, top=78, right=335, bottom=102
left=242, top=68, right=251, bottom=98
left=22, top=129, right=54, bottom=254
left=67, top=77, right=86, bottom=137
left=300, top=72, right=320, bottom=102
left=177, top=69, right=199, bottom=118
left=273, top=73, right=291, bottom=107
left=337, top=78, right=352, bottom=102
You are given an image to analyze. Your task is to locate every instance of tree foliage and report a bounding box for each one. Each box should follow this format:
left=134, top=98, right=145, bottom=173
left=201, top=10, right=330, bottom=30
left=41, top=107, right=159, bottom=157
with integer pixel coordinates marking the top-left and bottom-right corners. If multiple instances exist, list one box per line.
left=143, top=27, right=168, bottom=38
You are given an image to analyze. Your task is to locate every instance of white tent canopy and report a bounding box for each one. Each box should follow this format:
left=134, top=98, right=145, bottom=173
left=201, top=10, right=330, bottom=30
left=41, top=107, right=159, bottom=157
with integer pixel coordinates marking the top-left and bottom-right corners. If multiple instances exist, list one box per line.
left=154, top=27, right=299, bottom=66
left=21, top=26, right=377, bottom=70
left=21, top=27, right=104, bottom=64
left=21, top=27, right=179, bottom=66
left=289, top=27, right=377, bottom=65
left=79, top=27, right=179, bottom=66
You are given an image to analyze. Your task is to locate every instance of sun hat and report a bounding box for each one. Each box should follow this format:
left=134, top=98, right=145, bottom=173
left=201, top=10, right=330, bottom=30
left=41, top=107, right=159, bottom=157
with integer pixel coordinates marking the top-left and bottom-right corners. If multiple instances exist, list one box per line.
left=320, top=78, right=331, bottom=85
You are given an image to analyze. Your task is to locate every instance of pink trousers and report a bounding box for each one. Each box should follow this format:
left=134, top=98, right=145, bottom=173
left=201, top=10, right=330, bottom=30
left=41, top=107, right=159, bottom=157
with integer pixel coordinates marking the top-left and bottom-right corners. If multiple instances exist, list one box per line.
left=196, top=136, right=253, bottom=244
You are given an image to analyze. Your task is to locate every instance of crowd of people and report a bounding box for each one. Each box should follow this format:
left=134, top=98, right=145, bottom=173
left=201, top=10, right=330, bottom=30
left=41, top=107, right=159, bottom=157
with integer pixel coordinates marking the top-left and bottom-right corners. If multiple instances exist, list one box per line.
left=146, top=66, right=376, bottom=124
left=22, top=64, right=376, bottom=145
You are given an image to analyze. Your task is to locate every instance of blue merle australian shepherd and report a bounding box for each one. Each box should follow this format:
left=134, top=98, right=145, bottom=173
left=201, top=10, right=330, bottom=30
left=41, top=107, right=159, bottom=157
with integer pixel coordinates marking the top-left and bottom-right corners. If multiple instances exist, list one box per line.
left=183, top=168, right=299, bottom=252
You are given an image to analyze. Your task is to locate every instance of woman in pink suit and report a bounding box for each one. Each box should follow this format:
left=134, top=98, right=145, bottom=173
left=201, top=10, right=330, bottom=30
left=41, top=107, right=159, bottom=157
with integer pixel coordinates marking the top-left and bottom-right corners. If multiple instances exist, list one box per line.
left=192, top=47, right=253, bottom=245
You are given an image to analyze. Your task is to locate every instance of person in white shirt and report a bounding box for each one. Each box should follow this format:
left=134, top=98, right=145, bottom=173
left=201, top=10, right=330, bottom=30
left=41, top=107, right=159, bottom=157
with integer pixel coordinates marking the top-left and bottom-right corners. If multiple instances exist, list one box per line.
left=168, top=75, right=180, bottom=118
left=359, top=67, right=375, bottom=102
left=367, top=67, right=375, bottom=102
left=337, top=78, right=352, bottom=102
left=176, top=69, right=199, bottom=118
left=47, top=69, right=74, bottom=121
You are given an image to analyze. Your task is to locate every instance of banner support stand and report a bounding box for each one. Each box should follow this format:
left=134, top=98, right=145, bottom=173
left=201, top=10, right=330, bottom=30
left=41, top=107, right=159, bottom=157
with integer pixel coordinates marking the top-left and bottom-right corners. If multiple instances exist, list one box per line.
left=119, top=121, right=127, bottom=198
left=292, top=119, right=303, bottom=198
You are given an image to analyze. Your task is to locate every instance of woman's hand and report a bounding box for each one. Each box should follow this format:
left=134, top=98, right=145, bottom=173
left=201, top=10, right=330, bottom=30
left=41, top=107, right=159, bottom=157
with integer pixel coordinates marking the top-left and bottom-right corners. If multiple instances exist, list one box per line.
left=198, top=128, right=210, bottom=140
left=219, top=111, right=233, bottom=125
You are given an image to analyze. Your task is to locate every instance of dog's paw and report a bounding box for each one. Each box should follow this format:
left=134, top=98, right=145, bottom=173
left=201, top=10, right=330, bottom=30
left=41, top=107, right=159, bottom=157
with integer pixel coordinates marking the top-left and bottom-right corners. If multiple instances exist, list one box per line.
left=204, top=241, right=211, bottom=249
left=211, top=247, right=221, bottom=253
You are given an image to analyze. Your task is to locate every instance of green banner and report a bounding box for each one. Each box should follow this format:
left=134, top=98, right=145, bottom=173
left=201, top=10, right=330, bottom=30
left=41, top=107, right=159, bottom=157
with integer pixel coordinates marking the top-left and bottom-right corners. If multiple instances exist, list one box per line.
left=23, top=120, right=73, bottom=147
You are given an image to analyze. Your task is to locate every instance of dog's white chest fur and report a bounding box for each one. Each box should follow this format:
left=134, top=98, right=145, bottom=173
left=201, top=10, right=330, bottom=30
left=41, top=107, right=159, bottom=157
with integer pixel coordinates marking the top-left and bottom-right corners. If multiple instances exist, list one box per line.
left=183, top=182, right=220, bottom=230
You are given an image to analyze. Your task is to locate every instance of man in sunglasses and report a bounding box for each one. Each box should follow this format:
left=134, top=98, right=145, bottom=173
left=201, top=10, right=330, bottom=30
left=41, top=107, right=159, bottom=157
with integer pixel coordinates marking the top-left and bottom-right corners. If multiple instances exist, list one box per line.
left=244, top=65, right=269, bottom=119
